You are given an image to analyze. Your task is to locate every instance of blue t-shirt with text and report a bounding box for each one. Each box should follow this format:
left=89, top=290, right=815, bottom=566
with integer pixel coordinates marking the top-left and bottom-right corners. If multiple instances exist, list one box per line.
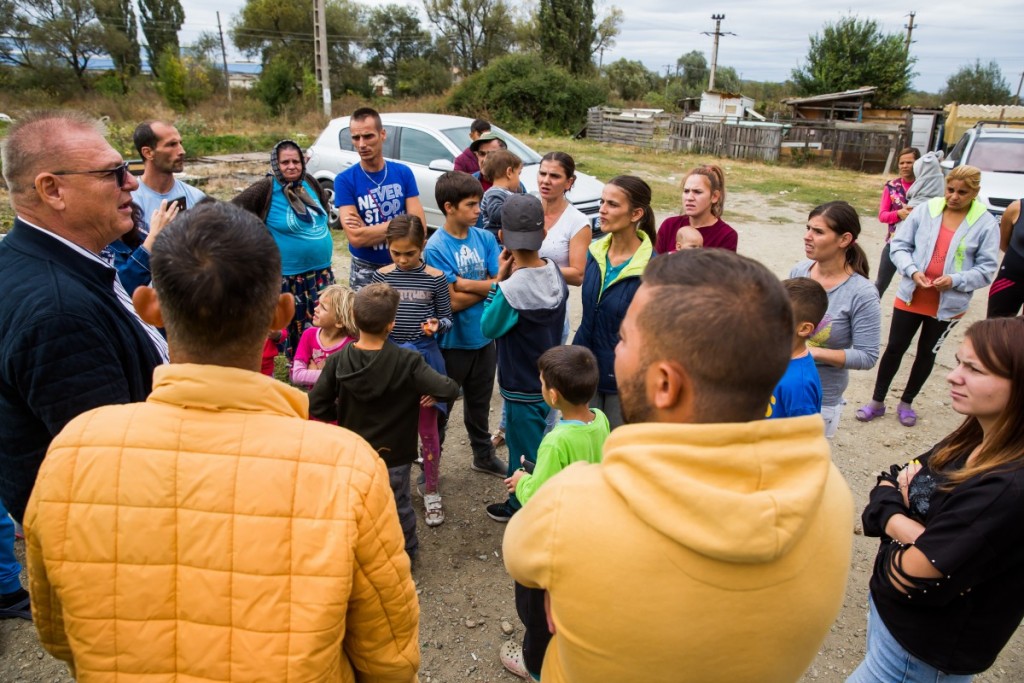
left=424, top=227, right=500, bottom=350
left=333, top=160, right=419, bottom=264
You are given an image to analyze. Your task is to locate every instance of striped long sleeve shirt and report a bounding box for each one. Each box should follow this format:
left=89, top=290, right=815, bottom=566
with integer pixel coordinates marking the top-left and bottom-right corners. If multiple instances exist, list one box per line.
left=371, top=262, right=453, bottom=343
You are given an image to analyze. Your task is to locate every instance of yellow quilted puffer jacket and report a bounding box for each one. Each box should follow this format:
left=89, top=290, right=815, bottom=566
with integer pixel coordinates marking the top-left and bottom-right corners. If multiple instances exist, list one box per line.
left=25, top=364, right=419, bottom=683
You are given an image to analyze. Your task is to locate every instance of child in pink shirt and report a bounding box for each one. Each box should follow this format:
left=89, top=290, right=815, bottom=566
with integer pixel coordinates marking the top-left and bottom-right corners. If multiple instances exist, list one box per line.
left=290, top=285, right=357, bottom=388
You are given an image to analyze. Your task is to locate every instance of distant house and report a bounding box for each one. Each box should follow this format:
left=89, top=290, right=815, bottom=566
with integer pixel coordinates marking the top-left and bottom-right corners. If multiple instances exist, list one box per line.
left=369, top=74, right=392, bottom=97
left=698, top=90, right=762, bottom=120
left=943, top=103, right=1024, bottom=146
left=782, top=87, right=878, bottom=122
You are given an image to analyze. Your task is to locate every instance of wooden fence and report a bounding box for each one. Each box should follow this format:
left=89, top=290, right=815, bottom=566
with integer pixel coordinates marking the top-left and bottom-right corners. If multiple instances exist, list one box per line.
left=587, top=107, right=904, bottom=172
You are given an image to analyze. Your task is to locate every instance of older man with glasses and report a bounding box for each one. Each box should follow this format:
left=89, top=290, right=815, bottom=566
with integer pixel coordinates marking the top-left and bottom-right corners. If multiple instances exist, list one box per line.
left=0, top=111, right=167, bottom=530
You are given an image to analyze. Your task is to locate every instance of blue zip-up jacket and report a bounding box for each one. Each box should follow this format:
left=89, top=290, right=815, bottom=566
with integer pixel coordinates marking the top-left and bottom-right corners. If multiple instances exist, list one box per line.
left=891, top=197, right=1000, bottom=320
left=573, top=232, right=654, bottom=395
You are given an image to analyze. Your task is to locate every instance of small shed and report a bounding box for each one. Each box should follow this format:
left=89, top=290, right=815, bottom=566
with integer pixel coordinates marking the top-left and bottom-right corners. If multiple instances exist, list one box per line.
left=369, top=74, right=392, bottom=97
left=782, top=87, right=878, bottom=122
left=698, top=90, right=759, bottom=120
left=943, top=103, right=1024, bottom=146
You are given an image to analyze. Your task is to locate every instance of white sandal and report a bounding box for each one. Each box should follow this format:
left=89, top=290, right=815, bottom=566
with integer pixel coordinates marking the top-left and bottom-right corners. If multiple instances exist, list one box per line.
left=499, top=640, right=530, bottom=679
left=424, top=492, right=445, bottom=527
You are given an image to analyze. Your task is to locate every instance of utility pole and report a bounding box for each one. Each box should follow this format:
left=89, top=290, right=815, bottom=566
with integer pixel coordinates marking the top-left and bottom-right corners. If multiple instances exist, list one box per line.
left=598, top=47, right=604, bottom=71
left=904, top=11, right=916, bottom=57
left=1016, top=71, right=1024, bottom=105
left=216, top=12, right=231, bottom=105
left=312, top=0, right=331, bottom=117
left=663, top=64, right=672, bottom=99
left=703, top=14, right=734, bottom=92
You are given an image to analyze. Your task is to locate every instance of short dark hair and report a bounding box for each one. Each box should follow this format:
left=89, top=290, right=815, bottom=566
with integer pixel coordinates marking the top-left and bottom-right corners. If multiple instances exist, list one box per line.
left=471, top=119, right=491, bottom=136
left=353, top=282, right=399, bottom=335
left=351, top=107, right=383, bottom=130
left=150, top=203, right=281, bottom=363
left=133, top=120, right=162, bottom=157
left=481, top=149, right=522, bottom=183
left=639, top=249, right=793, bottom=422
left=538, top=345, right=599, bottom=406
left=434, top=171, right=483, bottom=215
left=782, top=277, right=828, bottom=330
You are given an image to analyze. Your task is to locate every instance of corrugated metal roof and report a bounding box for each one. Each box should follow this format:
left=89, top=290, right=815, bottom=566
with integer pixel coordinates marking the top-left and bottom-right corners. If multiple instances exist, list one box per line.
left=782, top=87, right=877, bottom=106
left=943, top=104, right=1024, bottom=119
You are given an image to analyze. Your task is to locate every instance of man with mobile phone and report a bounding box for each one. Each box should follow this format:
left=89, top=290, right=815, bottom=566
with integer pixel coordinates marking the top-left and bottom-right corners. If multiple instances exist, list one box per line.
left=132, top=120, right=207, bottom=229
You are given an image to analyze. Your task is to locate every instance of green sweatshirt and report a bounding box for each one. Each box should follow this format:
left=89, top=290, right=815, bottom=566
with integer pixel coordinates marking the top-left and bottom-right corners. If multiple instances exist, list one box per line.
left=515, top=409, right=610, bottom=505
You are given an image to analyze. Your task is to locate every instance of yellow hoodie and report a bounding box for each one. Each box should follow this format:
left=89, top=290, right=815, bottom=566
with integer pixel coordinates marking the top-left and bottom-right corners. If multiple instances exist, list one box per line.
left=504, top=415, right=852, bottom=683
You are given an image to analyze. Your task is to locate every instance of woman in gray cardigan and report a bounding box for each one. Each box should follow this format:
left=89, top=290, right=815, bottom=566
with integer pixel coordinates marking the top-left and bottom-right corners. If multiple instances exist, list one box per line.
left=857, top=165, right=999, bottom=427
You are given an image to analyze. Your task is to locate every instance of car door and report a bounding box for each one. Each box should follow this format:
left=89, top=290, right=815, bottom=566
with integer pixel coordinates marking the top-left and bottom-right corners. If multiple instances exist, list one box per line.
left=391, top=126, right=457, bottom=230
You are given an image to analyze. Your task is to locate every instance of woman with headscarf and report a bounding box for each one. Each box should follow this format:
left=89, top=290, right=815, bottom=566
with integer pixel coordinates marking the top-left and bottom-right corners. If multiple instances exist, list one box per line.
left=233, top=140, right=335, bottom=356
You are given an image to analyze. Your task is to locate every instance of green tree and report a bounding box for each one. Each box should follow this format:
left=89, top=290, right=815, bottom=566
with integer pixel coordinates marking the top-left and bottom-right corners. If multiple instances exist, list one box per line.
left=714, top=65, right=740, bottom=93
left=10, top=0, right=107, bottom=89
left=792, top=15, right=915, bottom=105
left=604, top=58, right=656, bottom=101
left=448, top=53, right=606, bottom=132
left=538, top=0, right=595, bottom=76
left=95, top=0, right=141, bottom=92
left=156, top=46, right=214, bottom=110
left=139, top=0, right=184, bottom=77
left=943, top=60, right=1012, bottom=105
left=231, top=0, right=365, bottom=94
left=365, top=4, right=437, bottom=87
left=592, top=5, right=622, bottom=56
left=424, top=0, right=515, bottom=75
left=253, top=53, right=299, bottom=113
left=676, top=50, right=707, bottom=95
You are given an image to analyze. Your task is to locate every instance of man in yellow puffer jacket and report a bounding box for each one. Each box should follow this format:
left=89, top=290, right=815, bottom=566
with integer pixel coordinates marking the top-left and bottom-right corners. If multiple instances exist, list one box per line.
left=25, top=203, right=420, bottom=682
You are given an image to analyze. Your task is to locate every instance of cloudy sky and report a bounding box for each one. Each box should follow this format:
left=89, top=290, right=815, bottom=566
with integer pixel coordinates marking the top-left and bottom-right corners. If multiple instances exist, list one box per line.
left=177, top=0, right=1023, bottom=95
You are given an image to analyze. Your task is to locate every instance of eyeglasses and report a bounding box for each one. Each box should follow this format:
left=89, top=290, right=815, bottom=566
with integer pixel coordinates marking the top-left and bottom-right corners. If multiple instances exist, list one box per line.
left=52, top=161, right=131, bottom=188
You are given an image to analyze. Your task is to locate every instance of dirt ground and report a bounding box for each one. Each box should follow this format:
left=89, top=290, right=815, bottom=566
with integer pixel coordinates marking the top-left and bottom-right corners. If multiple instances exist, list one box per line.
left=2, top=174, right=1023, bottom=681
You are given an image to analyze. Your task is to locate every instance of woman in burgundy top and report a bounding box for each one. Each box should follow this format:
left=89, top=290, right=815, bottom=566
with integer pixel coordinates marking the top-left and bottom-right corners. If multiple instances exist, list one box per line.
left=654, top=164, right=737, bottom=253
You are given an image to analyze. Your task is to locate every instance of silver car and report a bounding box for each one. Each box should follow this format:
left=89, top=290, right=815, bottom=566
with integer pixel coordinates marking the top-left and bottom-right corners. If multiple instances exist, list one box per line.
left=305, top=113, right=605, bottom=232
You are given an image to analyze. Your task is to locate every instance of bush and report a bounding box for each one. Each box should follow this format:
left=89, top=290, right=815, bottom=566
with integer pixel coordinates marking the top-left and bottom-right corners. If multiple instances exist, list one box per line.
left=448, top=54, right=606, bottom=133
left=254, top=55, right=301, bottom=115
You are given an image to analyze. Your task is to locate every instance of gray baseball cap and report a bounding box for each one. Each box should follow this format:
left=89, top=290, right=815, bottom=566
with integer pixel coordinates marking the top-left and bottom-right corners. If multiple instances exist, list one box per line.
left=500, top=194, right=545, bottom=251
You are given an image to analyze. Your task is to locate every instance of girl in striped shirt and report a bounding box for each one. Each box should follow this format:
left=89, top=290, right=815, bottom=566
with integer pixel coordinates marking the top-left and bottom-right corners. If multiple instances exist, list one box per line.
left=372, top=216, right=454, bottom=527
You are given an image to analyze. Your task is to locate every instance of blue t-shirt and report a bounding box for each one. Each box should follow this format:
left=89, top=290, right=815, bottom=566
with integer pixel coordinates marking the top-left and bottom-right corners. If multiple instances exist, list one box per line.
left=333, top=160, right=419, bottom=264
left=424, top=227, right=500, bottom=350
left=767, top=353, right=822, bottom=419
left=131, top=179, right=207, bottom=230
left=266, top=178, right=334, bottom=276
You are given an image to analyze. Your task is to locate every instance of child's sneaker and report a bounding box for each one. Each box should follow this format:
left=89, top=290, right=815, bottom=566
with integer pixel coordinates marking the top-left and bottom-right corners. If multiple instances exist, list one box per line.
left=486, top=502, right=517, bottom=523
left=499, top=640, right=530, bottom=679
left=490, top=428, right=506, bottom=449
left=424, top=493, right=445, bottom=527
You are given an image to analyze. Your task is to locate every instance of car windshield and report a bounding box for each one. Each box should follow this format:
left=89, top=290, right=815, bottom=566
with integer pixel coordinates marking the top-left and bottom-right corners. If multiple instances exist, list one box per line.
left=969, top=138, right=1024, bottom=174
left=440, top=126, right=543, bottom=164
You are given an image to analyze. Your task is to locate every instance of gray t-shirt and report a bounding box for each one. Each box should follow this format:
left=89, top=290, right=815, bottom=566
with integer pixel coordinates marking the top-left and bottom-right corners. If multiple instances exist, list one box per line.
left=789, top=260, right=881, bottom=407
left=132, top=178, right=207, bottom=230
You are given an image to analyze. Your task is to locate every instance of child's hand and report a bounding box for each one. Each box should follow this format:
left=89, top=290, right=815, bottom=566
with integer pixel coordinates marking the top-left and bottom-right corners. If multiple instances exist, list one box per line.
left=497, top=248, right=515, bottom=281
left=505, top=469, right=525, bottom=493
left=420, top=395, right=437, bottom=408
left=421, top=318, right=439, bottom=336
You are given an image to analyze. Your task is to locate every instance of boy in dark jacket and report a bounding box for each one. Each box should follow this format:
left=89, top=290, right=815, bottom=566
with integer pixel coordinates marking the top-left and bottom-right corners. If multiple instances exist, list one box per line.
left=481, top=195, right=568, bottom=523
left=309, top=283, right=460, bottom=559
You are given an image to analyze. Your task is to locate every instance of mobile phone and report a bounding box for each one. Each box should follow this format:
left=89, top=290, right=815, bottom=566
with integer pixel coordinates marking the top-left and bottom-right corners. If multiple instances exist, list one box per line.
left=169, top=196, right=187, bottom=212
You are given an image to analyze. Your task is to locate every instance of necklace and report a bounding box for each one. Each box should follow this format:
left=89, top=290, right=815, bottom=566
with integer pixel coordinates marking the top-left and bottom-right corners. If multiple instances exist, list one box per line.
left=360, top=163, right=388, bottom=189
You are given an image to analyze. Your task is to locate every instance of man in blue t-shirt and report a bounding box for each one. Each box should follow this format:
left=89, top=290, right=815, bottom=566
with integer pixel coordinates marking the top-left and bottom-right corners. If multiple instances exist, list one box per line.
left=334, top=107, right=426, bottom=289
left=131, top=121, right=207, bottom=230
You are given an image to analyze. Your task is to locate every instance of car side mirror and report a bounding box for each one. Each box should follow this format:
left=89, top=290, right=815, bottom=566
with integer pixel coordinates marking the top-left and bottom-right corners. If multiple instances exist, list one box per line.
left=428, top=159, right=454, bottom=172
left=940, top=158, right=954, bottom=171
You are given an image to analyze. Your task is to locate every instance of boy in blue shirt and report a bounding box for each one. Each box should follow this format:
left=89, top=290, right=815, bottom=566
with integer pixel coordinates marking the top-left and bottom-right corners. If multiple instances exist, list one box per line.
left=481, top=195, right=567, bottom=522
left=424, top=172, right=507, bottom=477
left=767, top=277, right=828, bottom=419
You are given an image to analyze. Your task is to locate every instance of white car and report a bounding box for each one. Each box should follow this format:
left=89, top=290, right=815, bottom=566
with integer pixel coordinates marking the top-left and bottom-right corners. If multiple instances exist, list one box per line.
left=305, top=113, right=605, bottom=233
left=942, top=122, right=1024, bottom=217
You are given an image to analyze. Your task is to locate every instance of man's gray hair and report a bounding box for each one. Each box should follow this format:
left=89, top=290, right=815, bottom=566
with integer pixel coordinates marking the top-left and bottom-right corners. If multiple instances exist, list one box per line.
left=1, top=111, right=106, bottom=197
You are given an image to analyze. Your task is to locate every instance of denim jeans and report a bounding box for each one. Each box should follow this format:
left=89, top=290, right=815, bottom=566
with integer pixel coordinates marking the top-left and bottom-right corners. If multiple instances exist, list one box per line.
left=0, top=500, right=22, bottom=594
left=847, top=597, right=974, bottom=683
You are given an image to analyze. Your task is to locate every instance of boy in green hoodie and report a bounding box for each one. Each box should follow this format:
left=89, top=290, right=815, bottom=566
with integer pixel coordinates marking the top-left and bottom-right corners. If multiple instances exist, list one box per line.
left=309, top=283, right=460, bottom=560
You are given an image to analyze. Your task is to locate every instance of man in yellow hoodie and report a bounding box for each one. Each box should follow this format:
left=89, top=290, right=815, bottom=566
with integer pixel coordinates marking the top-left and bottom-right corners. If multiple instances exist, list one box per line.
left=25, top=203, right=420, bottom=682
left=504, top=249, right=853, bottom=683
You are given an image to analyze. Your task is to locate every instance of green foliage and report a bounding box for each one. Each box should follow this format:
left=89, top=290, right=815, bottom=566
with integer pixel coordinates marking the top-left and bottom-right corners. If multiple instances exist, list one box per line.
left=538, top=0, right=596, bottom=76
left=604, top=58, right=656, bottom=101
left=156, top=48, right=214, bottom=111
left=5, top=0, right=107, bottom=89
left=364, top=4, right=448, bottom=96
left=448, top=54, right=606, bottom=133
left=139, top=0, right=184, bottom=77
left=676, top=51, right=708, bottom=95
left=943, top=60, right=1013, bottom=105
left=424, top=0, right=515, bottom=74
left=95, top=0, right=141, bottom=92
left=254, top=53, right=300, bottom=114
left=792, top=15, right=915, bottom=105
left=232, top=0, right=364, bottom=94
left=396, top=56, right=451, bottom=97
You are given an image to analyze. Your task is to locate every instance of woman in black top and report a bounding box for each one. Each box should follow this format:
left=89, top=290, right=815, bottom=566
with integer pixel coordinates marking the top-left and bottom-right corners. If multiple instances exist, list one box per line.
left=850, top=316, right=1024, bottom=682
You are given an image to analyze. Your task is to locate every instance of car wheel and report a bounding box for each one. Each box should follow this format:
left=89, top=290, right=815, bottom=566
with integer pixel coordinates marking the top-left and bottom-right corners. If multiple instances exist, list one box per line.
left=319, top=179, right=340, bottom=230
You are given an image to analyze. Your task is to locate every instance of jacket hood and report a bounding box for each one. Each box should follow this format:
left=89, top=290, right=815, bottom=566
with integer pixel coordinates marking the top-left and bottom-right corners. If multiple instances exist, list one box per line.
left=501, top=259, right=566, bottom=311
left=907, top=151, right=944, bottom=204
left=148, top=364, right=308, bottom=418
left=601, top=415, right=831, bottom=563
left=332, top=342, right=412, bottom=401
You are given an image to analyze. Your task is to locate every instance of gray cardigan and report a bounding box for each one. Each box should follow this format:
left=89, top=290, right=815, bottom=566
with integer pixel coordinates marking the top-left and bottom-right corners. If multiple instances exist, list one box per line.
left=890, top=197, right=1000, bottom=321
